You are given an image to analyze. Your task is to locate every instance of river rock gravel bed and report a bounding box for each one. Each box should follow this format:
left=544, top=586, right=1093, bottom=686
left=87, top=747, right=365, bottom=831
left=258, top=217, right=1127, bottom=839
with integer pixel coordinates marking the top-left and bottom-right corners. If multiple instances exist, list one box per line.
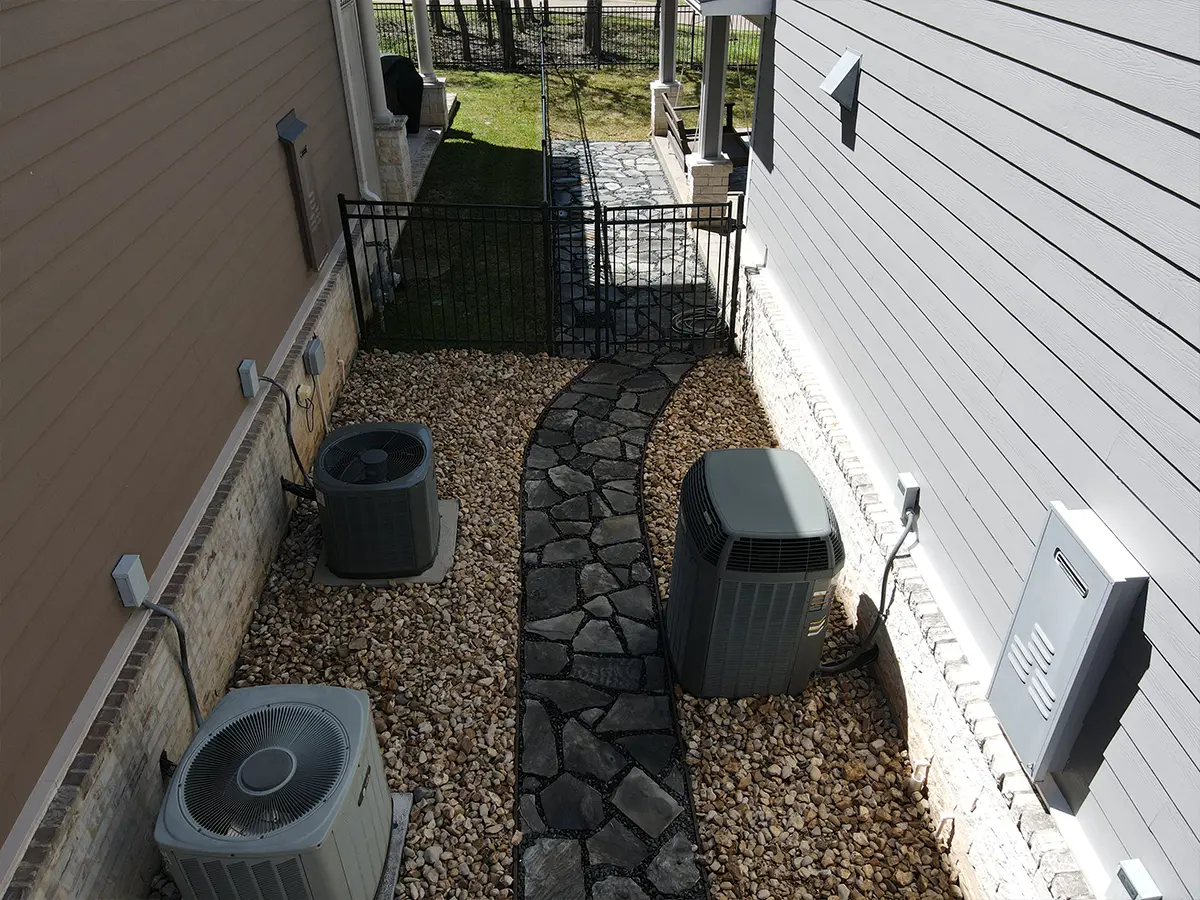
left=229, top=349, right=583, bottom=900
left=643, top=357, right=961, bottom=900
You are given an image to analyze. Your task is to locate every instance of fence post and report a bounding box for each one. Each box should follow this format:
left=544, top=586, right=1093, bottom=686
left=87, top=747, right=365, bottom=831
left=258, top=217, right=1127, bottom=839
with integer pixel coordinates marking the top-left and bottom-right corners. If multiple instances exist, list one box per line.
left=593, top=201, right=605, bottom=358
left=728, top=193, right=744, bottom=354
left=339, top=194, right=369, bottom=339
left=688, top=8, right=697, bottom=67
left=543, top=204, right=556, bottom=355
left=403, top=0, right=415, bottom=58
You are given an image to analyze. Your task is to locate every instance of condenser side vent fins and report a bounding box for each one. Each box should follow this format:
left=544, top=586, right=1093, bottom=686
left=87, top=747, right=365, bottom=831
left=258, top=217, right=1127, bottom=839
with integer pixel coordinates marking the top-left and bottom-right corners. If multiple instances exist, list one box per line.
left=725, top=537, right=830, bottom=574
left=680, top=462, right=728, bottom=565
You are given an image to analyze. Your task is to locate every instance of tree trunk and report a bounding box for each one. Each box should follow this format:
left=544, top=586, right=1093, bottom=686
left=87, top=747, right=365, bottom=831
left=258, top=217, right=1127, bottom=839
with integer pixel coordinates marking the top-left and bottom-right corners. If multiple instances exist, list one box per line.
left=494, top=0, right=518, bottom=69
left=523, top=0, right=536, bottom=27
left=583, top=0, right=602, bottom=61
left=513, top=0, right=525, bottom=31
left=430, top=0, right=447, bottom=35
left=453, top=0, right=473, bottom=63
left=477, top=0, right=495, bottom=43
left=653, top=0, right=661, bottom=30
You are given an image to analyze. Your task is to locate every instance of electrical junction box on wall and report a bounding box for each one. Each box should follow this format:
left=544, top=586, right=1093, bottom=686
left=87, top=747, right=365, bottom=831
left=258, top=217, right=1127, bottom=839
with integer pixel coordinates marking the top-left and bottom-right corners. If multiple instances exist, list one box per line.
left=988, top=502, right=1147, bottom=783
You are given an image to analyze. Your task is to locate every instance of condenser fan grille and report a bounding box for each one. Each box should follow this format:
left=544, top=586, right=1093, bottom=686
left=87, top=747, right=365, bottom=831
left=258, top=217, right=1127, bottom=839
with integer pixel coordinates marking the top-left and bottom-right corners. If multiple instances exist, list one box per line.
left=321, top=429, right=426, bottom=485
left=181, top=703, right=350, bottom=838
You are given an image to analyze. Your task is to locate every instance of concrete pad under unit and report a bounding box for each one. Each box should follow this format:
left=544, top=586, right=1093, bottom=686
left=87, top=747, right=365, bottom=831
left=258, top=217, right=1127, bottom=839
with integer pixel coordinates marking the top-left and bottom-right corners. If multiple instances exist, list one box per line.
left=313, top=498, right=460, bottom=587
left=373, top=793, right=414, bottom=900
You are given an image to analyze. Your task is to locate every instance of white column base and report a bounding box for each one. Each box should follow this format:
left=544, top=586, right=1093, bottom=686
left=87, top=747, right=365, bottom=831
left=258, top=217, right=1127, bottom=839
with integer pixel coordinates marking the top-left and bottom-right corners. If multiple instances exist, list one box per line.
left=650, top=79, right=682, bottom=137
left=420, top=76, right=449, bottom=128
left=375, top=116, right=415, bottom=202
left=686, top=152, right=733, bottom=206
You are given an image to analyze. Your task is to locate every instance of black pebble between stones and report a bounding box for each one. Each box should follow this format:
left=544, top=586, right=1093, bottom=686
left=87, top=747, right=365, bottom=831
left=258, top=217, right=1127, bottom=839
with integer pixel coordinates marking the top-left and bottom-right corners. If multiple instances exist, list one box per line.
left=516, top=353, right=705, bottom=900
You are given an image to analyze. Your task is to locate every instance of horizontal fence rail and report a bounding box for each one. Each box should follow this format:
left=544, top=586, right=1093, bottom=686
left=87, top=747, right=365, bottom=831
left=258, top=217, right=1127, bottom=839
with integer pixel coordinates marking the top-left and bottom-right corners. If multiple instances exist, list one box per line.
left=375, top=3, right=760, bottom=72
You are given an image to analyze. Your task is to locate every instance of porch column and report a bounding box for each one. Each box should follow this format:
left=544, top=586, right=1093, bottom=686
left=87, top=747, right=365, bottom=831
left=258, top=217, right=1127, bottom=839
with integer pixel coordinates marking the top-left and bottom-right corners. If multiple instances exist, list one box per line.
left=697, top=14, right=728, bottom=160
left=651, top=0, right=682, bottom=137
left=412, top=0, right=437, bottom=80
left=658, top=0, right=678, bottom=83
left=412, top=0, right=449, bottom=127
left=357, top=0, right=392, bottom=121
left=687, top=13, right=732, bottom=206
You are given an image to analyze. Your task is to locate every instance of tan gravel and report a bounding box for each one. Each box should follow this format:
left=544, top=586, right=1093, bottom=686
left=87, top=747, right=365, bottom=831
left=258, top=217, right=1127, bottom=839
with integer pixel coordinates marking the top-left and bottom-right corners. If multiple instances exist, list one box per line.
left=232, top=349, right=583, bottom=900
left=644, top=356, right=961, bottom=900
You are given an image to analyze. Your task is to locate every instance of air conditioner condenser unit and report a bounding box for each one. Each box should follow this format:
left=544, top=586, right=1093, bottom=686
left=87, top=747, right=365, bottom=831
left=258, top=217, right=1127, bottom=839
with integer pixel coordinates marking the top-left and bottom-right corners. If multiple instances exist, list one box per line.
left=665, top=448, right=846, bottom=698
left=156, top=685, right=391, bottom=900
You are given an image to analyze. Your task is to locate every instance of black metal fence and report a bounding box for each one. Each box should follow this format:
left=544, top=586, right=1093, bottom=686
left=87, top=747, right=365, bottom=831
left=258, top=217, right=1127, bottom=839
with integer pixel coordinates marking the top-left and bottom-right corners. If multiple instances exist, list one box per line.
left=340, top=195, right=743, bottom=358
left=375, top=3, right=761, bottom=72
left=340, top=26, right=745, bottom=358
left=341, top=198, right=552, bottom=352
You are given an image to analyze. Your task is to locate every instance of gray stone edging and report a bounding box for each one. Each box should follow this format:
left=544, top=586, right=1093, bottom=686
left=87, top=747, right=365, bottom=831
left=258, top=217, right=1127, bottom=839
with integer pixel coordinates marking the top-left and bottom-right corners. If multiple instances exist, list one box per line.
left=738, top=268, right=1094, bottom=900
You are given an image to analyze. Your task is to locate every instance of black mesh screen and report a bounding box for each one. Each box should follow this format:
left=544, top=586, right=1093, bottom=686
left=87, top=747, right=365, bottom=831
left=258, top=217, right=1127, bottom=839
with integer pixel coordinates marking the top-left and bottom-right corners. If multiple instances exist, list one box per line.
left=725, top=536, right=831, bottom=574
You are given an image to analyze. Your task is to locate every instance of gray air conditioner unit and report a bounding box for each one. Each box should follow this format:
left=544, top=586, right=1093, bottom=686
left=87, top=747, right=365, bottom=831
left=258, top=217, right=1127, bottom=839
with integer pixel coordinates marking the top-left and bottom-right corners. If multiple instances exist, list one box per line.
left=665, top=448, right=845, bottom=698
left=156, top=685, right=391, bottom=900
left=314, top=422, right=440, bottom=578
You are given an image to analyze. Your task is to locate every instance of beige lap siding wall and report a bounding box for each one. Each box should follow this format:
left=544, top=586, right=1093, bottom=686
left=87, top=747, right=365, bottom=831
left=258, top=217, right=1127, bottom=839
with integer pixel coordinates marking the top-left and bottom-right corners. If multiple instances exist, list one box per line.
left=736, top=269, right=1091, bottom=900
left=1, top=245, right=366, bottom=900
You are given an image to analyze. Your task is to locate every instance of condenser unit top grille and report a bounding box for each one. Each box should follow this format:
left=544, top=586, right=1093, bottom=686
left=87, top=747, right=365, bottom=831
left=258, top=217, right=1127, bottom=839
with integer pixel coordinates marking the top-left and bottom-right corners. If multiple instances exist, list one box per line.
left=320, top=428, right=426, bottom=485
left=680, top=461, right=728, bottom=564
left=703, top=448, right=833, bottom=538
left=181, top=703, right=350, bottom=839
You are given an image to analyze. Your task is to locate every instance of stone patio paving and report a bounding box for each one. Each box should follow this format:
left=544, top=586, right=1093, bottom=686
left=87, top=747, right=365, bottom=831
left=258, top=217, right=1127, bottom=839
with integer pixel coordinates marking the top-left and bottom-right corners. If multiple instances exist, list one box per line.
left=517, top=352, right=704, bottom=900
left=549, top=142, right=731, bottom=358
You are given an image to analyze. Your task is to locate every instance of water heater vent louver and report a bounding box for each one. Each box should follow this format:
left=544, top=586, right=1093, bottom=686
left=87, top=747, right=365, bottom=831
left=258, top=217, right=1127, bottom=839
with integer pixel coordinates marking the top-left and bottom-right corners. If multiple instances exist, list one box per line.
left=987, top=503, right=1148, bottom=783
left=680, top=462, right=727, bottom=564
left=725, top=536, right=830, bottom=573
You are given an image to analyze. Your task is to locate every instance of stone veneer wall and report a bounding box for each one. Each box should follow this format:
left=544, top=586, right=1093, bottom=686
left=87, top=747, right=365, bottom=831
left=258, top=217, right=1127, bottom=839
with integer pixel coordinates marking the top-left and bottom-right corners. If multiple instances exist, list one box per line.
left=375, top=115, right=414, bottom=204
left=2, top=239, right=370, bottom=900
left=735, top=268, right=1094, bottom=900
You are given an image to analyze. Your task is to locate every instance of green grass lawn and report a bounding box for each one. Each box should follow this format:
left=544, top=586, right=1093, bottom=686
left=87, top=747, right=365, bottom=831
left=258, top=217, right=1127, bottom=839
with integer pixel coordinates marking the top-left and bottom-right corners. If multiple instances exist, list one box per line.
left=418, top=67, right=756, bottom=203
left=370, top=65, right=755, bottom=350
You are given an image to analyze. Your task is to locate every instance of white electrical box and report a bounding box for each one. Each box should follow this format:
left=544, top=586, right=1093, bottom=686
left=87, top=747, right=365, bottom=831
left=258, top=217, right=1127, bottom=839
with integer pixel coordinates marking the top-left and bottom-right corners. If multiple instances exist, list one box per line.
left=988, top=502, right=1147, bottom=782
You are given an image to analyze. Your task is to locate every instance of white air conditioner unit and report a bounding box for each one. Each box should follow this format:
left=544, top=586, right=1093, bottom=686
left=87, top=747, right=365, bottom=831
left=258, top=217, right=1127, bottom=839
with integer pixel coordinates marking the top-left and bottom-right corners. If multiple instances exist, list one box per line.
left=156, top=686, right=391, bottom=900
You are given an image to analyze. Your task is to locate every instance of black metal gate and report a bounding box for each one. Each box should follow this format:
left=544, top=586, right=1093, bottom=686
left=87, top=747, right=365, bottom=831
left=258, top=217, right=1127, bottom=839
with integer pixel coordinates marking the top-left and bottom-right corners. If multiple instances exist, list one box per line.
left=340, top=193, right=742, bottom=358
